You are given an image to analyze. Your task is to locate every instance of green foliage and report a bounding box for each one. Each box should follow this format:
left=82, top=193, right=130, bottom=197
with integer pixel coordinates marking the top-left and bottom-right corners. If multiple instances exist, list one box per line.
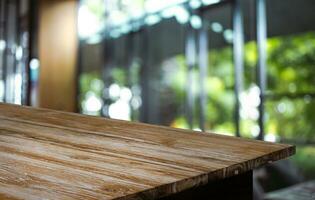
left=79, top=72, right=104, bottom=115
left=264, top=32, right=315, bottom=141
left=165, top=31, right=315, bottom=178
left=267, top=32, right=315, bottom=93
left=82, top=0, right=105, bottom=19
left=266, top=99, right=315, bottom=140
left=206, top=46, right=235, bottom=132
left=158, top=48, right=235, bottom=132
left=291, top=145, right=315, bottom=180
left=111, top=68, right=127, bottom=86
left=79, top=72, right=104, bottom=96
left=79, top=32, right=315, bottom=142
left=79, top=31, right=315, bottom=178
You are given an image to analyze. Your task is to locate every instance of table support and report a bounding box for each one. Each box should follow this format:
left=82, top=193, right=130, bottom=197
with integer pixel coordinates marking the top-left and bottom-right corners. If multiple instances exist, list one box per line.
left=160, top=171, right=253, bottom=200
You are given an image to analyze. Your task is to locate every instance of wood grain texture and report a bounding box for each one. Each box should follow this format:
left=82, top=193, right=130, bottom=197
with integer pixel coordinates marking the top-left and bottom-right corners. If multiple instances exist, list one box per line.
left=0, top=103, right=295, bottom=200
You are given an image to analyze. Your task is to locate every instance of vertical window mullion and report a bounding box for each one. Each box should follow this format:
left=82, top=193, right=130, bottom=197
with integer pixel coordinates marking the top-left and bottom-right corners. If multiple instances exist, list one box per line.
left=256, top=0, right=267, bottom=140
left=185, top=24, right=196, bottom=130
left=232, top=0, right=245, bottom=137
left=198, top=14, right=208, bottom=132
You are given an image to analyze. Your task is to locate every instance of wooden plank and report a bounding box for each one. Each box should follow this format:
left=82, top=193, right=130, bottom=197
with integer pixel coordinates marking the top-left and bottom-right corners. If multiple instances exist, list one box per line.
left=0, top=103, right=295, bottom=200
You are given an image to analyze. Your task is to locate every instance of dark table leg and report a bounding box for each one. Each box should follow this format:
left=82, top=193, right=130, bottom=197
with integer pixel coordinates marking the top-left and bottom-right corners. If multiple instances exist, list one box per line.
left=159, top=170, right=253, bottom=200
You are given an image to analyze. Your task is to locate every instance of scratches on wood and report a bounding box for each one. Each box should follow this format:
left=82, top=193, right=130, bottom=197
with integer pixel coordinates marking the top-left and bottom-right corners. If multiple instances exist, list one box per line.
left=0, top=103, right=295, bottom=200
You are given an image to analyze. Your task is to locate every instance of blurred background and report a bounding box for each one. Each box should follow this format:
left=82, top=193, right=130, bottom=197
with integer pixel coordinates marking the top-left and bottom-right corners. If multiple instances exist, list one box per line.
left=0, top=0, right=314, bottom=198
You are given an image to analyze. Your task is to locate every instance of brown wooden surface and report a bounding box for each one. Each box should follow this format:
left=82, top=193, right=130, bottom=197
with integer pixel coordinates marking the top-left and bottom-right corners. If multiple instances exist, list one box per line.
left=0, top=103, right=295, bottom=200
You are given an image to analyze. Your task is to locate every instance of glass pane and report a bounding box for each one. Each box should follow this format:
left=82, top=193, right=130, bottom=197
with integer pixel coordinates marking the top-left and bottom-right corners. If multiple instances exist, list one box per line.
left=159, top=54, right=188, bottom=128
left=203, top=3, right=235, bottom=135
left=266, top=0, right=315, bottom=94
left=242, top=0, right=260, bottom=138
left=264, top=0, right=315, bottom=146
left=266, top=32, right=315, bottom=94
left=79, top=42, right=104, bottom=116
left=265, top=98, right=315, bottom=142
left=141, top=19, right=187, bottom=127
left=206, top=48, right=235, bottom=134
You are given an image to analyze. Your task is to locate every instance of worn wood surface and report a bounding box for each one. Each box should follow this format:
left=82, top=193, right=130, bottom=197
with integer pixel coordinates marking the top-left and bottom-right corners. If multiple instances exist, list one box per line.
left=0, top=103, right=295, bottom=200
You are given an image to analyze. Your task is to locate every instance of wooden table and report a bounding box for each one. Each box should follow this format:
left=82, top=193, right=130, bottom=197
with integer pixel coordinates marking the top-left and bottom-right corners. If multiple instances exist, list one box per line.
left=0, top=103, right=295, bottom=200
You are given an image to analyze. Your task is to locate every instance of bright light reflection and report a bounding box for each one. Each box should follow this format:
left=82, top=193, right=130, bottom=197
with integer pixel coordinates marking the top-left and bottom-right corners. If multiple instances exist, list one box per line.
left=109, top=10, right=128, bottom=26
left=277, top=102, right=286, bottom=113
left=0, top=80, right=4, bottom=101
left=78, top=6, right=101, bottom=38
left=223, top=29, right=233, bottom=43
left=120, top=24, right=132, bottom=34
left=145, top=14, right=161, bottom=26
left=250, top=125, right=260, bottom=138
left=83, top=92, right=103, bottom=113
left=189, top=0, right=202, bottom=9
left=14, top=74, right=22, bottom=104
left=15, top=46, right=23, bottom=60
left=190, top=15, right=202, bottom=29
left=131, top=96, right=142, bottom=109
left=109, top=30, right=121, bottom=39
left=120, top=87, right=132, bottom=101
left=86, top=34, right=103, bottom=44
left=174, top=6, right=189, bottom=24
left=30, top=58, right=40, bottom=70
left=130, top=11, right=144, bottom=20
left=202, top=0, right=220, bottom=6
left=211, top=22, right=223, bottom=33
left=0, top=40, right=6, bottom=51
left=109, top=84, right=121, bottom=99
left=108, top=99, right=131, bottom=120
left=264, top=134, right=277, bottom=142
left=161, top=7, right=176, bottom=19
left=240, top=85, right=260, bottom=120
left=81, top=0, right=226, bottom=38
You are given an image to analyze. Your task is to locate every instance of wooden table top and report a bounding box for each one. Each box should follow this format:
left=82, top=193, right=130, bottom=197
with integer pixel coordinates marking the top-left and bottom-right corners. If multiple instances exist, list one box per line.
left=0, top=103, right=295, bottom=200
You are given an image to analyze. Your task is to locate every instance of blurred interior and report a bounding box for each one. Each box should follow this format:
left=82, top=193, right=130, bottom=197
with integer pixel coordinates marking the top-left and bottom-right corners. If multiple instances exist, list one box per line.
left=0, top=0, right=314, bottom=198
